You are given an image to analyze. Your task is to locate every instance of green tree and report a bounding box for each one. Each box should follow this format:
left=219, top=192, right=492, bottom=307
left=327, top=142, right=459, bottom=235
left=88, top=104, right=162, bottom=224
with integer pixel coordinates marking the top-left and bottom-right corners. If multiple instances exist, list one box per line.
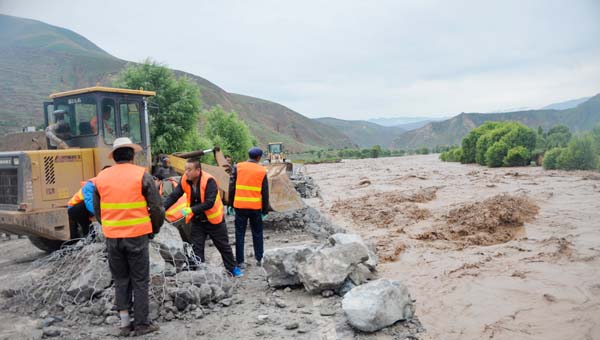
left=542, top=147, right=564, bottom=170
left=545, top=125, right=572, bottom=149
left=203, top=106, right=254, bottom=163
left=371, top=145, right=382, bottom=158
left=556, top=135, right=598, bottom=170
left=485, top=141, right=510, bottom=167
left=503, top=146, right=531, bottom=166
left=461, top=121, right=501, bottom=163
left=114, top=59, right=202, bottom=155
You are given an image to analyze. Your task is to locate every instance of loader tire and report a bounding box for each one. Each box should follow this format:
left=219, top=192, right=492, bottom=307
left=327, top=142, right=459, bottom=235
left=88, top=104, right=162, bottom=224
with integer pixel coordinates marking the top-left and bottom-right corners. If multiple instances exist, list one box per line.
left=28, top=236, right=65, bottom=253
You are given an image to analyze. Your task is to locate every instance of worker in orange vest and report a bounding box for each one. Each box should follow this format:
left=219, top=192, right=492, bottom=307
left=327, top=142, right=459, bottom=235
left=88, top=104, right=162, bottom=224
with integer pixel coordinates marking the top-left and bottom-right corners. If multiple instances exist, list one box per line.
left=90, top=105, right=113, bottom=135
left=93, top=137, right=164, bottom=337
left=163, top=158, right=241, bottom=277
left=67, top=177, right=96, bottom=238
left=229, top=147, right=270, bottom=269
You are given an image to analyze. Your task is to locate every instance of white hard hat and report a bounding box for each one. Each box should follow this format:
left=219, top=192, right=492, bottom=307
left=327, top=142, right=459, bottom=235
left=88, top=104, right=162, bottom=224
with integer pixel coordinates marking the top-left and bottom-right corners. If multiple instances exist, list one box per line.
left=109, top=137, right=142, bottom=159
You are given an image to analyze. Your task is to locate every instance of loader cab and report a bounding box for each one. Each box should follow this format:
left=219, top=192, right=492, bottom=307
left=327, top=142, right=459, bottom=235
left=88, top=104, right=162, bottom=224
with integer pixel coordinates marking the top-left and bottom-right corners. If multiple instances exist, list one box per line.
left=43, top=86, right=155, bottom=169
left=267, top=142, right=285, bottom=162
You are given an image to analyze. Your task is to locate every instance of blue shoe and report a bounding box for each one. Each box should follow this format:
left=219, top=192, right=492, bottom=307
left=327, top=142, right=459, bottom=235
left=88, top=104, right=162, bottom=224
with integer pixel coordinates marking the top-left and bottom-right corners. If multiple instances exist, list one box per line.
left=231, top=266, right=244, bottom=277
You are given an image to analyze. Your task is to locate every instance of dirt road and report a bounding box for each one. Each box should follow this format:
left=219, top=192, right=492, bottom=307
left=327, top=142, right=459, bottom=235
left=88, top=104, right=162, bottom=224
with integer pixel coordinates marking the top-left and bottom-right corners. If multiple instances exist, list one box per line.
left=304, top=153, right=600, bottom=340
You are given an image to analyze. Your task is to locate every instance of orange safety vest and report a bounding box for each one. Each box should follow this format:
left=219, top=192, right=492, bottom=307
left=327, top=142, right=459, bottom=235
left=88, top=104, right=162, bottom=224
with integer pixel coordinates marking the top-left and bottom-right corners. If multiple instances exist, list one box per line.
left=233, top=161, right=266, bottom=210
left=90, top=116, right=112, bottom=134
left=67, top=178, right=95, bottom=207
left=179, top=172, right=224, bottom=224
left=95, top=163, right=151, bottom=238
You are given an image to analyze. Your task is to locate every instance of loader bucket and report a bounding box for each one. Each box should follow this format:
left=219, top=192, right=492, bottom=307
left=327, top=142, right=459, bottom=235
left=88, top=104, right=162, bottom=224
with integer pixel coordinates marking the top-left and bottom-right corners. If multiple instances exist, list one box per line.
left=266, top=163, right=305, bottom=212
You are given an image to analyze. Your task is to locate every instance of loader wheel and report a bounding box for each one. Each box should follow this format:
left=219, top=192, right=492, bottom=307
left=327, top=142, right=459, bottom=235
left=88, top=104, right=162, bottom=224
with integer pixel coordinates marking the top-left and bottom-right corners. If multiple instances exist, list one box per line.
left=28, top=236, right=65, bottom=253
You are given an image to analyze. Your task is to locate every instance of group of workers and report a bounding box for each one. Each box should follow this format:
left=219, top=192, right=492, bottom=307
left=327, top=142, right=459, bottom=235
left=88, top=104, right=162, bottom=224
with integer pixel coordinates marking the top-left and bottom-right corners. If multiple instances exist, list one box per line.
left=67, top=137, right=269, bottom=336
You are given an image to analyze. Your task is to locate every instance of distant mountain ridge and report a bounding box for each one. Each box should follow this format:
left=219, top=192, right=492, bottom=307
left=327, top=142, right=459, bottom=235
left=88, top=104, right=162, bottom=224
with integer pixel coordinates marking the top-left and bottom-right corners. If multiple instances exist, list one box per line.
left=393, top=94, right=600, bottom=149
left=314, top=117, right=405, bottom=148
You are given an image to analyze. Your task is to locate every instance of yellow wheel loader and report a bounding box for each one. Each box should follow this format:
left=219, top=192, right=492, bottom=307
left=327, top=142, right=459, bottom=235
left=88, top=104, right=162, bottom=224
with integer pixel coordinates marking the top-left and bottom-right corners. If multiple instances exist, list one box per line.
left=0, top=87, right=303, bottom=252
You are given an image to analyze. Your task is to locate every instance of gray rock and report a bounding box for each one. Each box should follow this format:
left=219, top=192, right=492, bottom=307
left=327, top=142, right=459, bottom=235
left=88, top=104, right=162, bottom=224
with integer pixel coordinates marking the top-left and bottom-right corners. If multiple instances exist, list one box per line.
left=164, top=311, right=175, bottom=321
left=321, top=290, right=335, bottom=297
left=285, top=322, right=299, bottom=330
left=104, top=315, right=119, bottom=325
left=152, top=222, right=187, bottom=267
left=220, top=298, right=233, bottom=307
left=263, top=245, right=317, bottom=287
left=66, top=244, right=111, bottom=300
left=30, top=329, right=43, bottom=340
left=149, top=244, right=166, bottom=275
left=348, top=264, right=375, bottom=285
left=210, top=285, right=226, bottom=301
left=149, top=301, right=159, bottom=321
left=164, top=262, right=177, bottom=276
left=174, top=287, right=197, bottom=311
left=42, top=326, right=61, bottom=337
left=329, top=233, right=378, bottom=271
left=342, top=279, right=415, bottom=332
left=192, top=308, right=204, bottom=319
left=297, top=243, right=369, bottom=293
left=274, top=298, right=287, bottom=308
left=198, top=284, right=213, bottom=304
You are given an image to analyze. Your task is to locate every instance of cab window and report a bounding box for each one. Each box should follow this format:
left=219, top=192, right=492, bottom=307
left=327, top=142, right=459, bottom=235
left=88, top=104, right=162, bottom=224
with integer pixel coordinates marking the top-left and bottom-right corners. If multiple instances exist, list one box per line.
left=100, top=99, right=116, bottom=144
left=119, top=101, right=142, bottom=143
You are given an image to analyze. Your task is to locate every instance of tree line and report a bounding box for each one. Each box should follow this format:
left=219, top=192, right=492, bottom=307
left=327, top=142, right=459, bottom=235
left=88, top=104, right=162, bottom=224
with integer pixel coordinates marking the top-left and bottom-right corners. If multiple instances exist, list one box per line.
left=440, top=121, right=600, bottom=171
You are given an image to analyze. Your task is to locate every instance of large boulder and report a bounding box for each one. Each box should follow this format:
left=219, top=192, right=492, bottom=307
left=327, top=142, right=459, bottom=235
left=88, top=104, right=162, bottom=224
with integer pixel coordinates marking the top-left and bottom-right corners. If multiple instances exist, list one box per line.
left=67, top=243, right=111, bottom=301
left=342, top=279, right=415, bottom=332
left=297, top=243, right=369, bottom=293
left=263, top=245, right=317, bottom=287
left=328, top=233, right=378, bottom=271
left=152, top=222, right=187, bottom=267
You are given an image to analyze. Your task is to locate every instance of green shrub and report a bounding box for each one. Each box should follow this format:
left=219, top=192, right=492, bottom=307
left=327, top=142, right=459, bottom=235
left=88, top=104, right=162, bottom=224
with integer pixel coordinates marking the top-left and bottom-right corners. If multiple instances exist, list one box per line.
left=485, top=141, right=510, bottom=167
left=556, top=135, right=598, bottom=170
left=542, top=147, right=564, bottom=170
left=500, top=124, right=537, bottom=151
left=461, top=121, right=501, bottom=163
left=440, top=147, right=463, bottom=162
left=503, top=146, right=530, bottom=166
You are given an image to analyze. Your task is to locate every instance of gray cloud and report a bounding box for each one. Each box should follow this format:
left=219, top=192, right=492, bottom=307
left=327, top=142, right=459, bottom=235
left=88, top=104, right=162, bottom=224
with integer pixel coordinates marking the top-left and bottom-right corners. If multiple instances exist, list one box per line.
left=2, top=0, right=599, bottom=119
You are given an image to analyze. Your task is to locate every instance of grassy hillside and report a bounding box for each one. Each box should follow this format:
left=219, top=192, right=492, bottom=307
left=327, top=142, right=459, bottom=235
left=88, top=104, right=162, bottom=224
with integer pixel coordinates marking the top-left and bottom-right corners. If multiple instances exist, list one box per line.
left=394, top=94, right=600, bottom=149
left=315, top=117, right=404, bottom=148
left=0, top=14, right=354, bottom=151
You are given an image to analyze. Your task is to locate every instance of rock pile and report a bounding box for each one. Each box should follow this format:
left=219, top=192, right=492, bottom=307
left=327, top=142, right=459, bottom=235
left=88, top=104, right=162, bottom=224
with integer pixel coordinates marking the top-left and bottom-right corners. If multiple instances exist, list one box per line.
left=263, top=233, right=377, bottom=294
left=5, top=222, right=234, bottom=325
left=290, top=173, right=320, bottom=198
left=264, top=207, right=345, bottom=239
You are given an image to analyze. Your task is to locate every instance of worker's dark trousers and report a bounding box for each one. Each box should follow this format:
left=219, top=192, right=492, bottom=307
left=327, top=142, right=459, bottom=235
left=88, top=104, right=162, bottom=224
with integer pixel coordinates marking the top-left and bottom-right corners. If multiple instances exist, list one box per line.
left=190, top=219, right=236, bottom=273
left=67, top=202, right=92, bottom=238
left=234, top=209, right=264, bottom=265
left=106, top=235, right=150, bottom=326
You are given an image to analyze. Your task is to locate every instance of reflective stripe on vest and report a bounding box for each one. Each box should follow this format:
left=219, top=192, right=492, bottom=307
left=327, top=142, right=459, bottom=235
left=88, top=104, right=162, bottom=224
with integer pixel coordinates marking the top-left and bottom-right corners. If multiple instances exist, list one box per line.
left=180, top=172, right=224, bottom=224
left=233, top=162, right=266, bottom=210
left=165, top=194, right=188, bottom=222
left=95, top=163, right=151, bottom=238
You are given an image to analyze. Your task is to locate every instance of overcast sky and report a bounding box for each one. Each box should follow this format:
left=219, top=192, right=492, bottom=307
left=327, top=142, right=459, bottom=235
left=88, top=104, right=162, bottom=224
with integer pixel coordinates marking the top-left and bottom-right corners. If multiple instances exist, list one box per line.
left=1, top=0, right=599, bottom=119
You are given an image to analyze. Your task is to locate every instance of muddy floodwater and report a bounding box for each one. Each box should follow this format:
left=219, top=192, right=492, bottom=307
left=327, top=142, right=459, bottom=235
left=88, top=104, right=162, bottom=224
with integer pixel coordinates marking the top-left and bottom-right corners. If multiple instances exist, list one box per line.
left=304, top=154, right=600, bottom=340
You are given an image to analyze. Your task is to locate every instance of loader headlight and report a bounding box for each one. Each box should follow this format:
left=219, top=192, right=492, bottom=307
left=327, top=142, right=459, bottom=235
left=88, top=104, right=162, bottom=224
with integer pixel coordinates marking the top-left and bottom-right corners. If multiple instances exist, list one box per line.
left=12, top=157, right=19, bottom=165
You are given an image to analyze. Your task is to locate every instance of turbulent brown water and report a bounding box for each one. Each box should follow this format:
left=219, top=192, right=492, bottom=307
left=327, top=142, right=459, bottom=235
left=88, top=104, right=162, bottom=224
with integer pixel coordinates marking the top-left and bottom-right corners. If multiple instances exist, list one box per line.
left=305, top=154, right=600, bottom=340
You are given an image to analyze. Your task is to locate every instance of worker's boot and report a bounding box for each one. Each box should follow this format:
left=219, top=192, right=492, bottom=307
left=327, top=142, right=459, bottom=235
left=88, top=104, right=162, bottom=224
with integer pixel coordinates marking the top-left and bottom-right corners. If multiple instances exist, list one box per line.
left=133, top=322, right=160, bottom=336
